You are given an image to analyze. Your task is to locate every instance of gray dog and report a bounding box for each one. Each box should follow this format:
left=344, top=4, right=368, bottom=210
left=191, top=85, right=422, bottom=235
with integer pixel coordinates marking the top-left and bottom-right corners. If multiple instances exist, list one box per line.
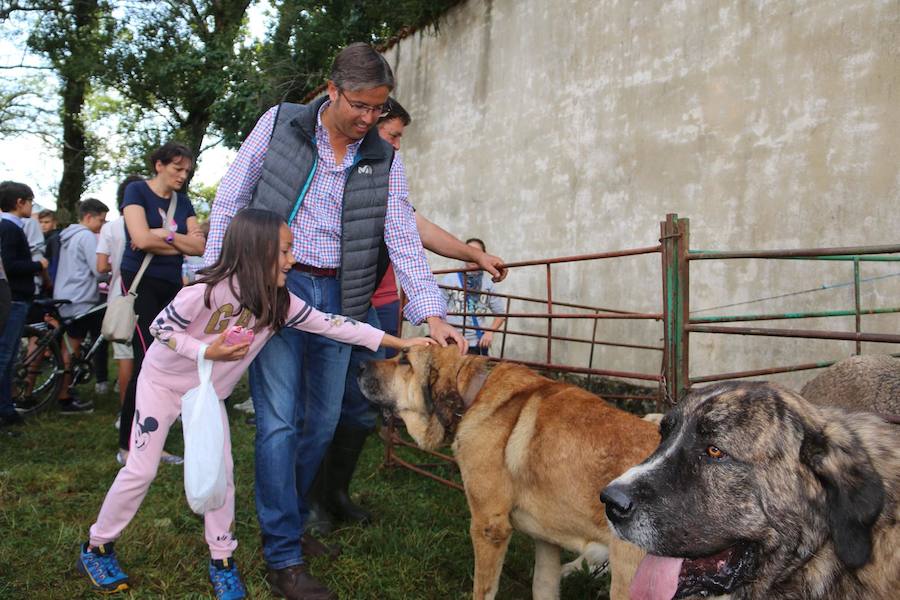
left=600, top=381, right=899, bottom=600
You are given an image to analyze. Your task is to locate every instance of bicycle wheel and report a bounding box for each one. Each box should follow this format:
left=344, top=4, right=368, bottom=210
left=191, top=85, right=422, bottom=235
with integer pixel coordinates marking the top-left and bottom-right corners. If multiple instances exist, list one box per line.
left=13, top=324, right=64, bottom=416
left=69, top=333, right=101, bottom=390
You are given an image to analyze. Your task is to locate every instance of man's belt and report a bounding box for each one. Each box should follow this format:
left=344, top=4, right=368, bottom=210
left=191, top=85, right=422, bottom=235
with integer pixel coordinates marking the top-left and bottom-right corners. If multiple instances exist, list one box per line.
left=292, top=263, right=338, bottom=277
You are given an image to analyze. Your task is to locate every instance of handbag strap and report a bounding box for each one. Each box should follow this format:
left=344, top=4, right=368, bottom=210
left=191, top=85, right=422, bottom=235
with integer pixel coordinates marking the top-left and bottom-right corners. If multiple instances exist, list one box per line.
left=126, top=192, right=179, bottom=295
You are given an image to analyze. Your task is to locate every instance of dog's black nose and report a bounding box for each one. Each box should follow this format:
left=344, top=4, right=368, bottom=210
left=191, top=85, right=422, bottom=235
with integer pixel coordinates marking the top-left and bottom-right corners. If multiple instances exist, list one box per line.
left=600, top=483, right=635, bottom=523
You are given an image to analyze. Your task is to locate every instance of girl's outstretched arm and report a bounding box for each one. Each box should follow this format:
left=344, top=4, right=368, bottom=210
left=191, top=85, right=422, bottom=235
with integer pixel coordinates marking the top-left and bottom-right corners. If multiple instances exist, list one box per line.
left=285, top=292, right=416, bottom=350
left=380, top=334, right=435, bottom=351
left=285, top=299, right=381, bottom=349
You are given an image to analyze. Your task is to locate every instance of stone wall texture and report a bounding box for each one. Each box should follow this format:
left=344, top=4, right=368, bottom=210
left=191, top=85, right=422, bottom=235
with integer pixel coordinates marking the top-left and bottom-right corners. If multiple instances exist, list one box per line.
left=383, top=0, right=900, bottom=390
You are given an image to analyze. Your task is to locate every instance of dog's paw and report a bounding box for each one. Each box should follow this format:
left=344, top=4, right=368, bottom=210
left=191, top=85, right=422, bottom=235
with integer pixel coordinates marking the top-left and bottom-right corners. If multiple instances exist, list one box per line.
left=560, top=556, right=585, bottom=578
left=561, top=543, right=610, bottom=578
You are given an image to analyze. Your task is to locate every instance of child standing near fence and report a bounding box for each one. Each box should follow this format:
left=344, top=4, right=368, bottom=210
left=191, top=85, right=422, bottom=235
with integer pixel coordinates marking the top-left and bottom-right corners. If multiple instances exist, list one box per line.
left=76, top=209, right=433, bottom=598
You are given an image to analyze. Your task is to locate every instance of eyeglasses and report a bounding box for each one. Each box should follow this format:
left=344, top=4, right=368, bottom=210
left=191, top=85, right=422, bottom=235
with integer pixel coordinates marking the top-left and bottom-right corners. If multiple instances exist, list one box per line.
left=338, top=89, right=389, bottom=118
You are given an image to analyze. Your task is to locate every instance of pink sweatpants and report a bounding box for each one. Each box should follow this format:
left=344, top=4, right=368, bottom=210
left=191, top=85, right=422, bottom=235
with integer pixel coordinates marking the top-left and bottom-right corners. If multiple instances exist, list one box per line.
left=89, top=373, right=238, bottom=559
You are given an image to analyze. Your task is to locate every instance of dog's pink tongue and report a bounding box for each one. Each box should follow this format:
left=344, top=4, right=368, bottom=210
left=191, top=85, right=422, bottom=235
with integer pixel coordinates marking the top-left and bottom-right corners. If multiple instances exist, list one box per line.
left=629, top=554, right=683, bottom=600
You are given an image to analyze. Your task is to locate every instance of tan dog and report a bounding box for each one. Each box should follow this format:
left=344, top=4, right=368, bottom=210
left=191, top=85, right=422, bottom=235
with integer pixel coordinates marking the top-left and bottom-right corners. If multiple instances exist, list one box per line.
left=358, top=345, right=659, bottom=599
left=800, top=354, right=900, bottom=415
left=602, top=381, right=899, bottom=600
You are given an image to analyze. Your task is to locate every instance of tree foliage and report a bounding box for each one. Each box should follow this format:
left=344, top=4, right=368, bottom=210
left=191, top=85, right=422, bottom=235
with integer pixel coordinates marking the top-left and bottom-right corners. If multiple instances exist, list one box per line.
left=214, top=0, right=462, bottom=147
left=2, top=0, right=460, bottom=213
left=0, top=1, right=115, bottom=222
left=0, top=76, right=54, bottom=141
left=102, top=0, right=254, bottom=169
left=26, top=0, right=114, bottom=222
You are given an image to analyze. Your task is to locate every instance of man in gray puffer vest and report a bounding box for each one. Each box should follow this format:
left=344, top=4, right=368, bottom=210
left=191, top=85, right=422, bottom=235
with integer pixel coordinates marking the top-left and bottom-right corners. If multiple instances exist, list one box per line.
left=203, top=43, right=465, bottom=600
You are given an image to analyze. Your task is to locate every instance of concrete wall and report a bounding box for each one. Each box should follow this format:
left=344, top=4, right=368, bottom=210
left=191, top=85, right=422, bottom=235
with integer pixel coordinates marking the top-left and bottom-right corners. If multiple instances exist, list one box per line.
left=384, top=0, right=900, bottom=390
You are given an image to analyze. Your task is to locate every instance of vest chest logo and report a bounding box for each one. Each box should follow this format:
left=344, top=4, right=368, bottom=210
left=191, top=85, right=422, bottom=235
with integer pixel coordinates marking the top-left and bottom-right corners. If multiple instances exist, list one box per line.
left=357, top=164, right=372, bottom=175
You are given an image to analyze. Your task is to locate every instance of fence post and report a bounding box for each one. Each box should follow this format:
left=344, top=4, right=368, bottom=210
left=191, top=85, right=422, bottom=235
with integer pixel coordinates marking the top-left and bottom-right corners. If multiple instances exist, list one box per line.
left=587, top=309, right=600, bottom=387
left=500, top=296, right=511, bottom=359
left=384, top=417, right=396, bottom=468
left=660, top=214, right=690, bottom=405
left=546, top=264, right=553, bottom=363
left=853, top=257, right=861, bottom=355
left=678, top=218, right=691, bottom=400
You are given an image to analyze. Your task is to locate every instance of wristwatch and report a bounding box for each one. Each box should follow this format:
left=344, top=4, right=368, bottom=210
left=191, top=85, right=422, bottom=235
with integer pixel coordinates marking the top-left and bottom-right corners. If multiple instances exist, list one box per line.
left=165, top=232, right=175, bottom=244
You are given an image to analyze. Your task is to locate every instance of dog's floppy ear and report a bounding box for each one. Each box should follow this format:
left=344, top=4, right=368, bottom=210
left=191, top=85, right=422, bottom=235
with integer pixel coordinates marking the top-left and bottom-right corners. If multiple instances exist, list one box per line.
left=418, top=350, right=434, bottom=415
left=425, top=347, right=467, bottom=438
left=800, top=419, right=885, bottom=569
left=420, top=347, right=460, bottom=416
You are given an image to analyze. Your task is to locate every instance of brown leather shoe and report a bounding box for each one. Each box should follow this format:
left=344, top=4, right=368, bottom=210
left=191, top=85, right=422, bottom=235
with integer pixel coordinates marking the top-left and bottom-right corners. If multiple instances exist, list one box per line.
left=266, top=564, right=337, bottom=600
left=301, top=533, right=341, bottom=561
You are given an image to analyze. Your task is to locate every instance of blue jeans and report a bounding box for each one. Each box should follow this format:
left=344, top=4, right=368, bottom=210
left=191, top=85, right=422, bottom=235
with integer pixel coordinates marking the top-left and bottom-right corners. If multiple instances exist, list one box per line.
left=339, top=307, right=385, bottom=431
left=0, top=301, right=29, bottom=417
left=375, top=300, right=401, bottom=359
left=249, top=271, right=351, bottom=569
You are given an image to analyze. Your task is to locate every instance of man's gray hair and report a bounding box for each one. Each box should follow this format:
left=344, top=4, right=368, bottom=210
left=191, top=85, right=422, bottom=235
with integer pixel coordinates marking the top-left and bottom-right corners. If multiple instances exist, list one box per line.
left=330, top=42, right=394, bottom=91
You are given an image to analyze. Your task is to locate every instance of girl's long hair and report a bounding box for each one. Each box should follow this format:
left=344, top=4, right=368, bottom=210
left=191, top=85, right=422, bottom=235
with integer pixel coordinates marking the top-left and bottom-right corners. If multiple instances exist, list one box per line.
left=195, top=208, right=290, bottom=332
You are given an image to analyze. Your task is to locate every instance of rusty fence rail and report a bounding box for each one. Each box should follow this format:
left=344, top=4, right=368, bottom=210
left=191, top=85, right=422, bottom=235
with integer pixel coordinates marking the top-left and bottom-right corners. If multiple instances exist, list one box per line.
left=399, top=245, right=666, bottom=385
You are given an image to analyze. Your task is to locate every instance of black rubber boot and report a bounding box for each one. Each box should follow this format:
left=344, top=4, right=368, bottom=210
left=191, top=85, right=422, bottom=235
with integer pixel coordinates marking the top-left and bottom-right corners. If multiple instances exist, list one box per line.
left=304, top=467, right=334, bottom=536
left=324, top=425, right=373, bottom=525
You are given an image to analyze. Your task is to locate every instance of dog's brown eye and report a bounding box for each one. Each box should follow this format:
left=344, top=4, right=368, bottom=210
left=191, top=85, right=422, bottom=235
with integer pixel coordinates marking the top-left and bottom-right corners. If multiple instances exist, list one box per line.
left=705, top=445, right=725, bottom=459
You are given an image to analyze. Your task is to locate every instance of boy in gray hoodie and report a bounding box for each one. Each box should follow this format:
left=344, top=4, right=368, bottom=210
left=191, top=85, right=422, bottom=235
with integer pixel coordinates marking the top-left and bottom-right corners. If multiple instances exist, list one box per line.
left=53, top=198, right=108, bottom=412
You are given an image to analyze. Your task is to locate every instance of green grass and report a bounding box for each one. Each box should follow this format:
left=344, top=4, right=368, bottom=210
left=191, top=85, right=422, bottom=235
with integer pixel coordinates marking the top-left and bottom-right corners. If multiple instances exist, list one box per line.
left=0, top=374, right=610, bottom=599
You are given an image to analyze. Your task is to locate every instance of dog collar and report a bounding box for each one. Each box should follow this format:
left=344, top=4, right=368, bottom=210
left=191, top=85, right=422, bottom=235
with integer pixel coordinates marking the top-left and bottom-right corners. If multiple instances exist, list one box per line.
left=461, top=369, right=489, bottom=409
left=436, top=359, right=497, bottom=444
left=460, top=357, right=500, bottom=408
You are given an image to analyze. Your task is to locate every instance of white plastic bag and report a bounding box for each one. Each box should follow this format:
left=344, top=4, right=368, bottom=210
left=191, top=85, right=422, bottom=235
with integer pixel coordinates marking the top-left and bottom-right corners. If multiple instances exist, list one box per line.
left=181, top=344, right=227, bottom=514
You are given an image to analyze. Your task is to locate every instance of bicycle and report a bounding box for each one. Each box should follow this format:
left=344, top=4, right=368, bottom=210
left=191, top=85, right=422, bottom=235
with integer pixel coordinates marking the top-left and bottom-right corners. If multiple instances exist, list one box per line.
left=13, top=298, right=108, bottom=416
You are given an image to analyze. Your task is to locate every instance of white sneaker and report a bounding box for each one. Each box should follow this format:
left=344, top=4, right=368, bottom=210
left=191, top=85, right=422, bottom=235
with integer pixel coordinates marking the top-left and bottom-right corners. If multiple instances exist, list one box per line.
left=95, top=382, right=110, bottom=394
left=233, top=397, right=255, bottom=414
left=116, top=450, right=126, bottom=466
left=113, top=412, right=121, bottom=430
left=161, top=452, right=184, bottom=465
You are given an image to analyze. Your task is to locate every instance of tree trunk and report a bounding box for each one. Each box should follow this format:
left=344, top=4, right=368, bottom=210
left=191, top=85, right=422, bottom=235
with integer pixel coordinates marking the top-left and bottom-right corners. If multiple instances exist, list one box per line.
left=51, top=0, right=102, bottom=224
left=55, top=75, right=87, bottom=224
left=177, top=0, right=252, bottom=189
left=177, top=110, right=211, bottom=189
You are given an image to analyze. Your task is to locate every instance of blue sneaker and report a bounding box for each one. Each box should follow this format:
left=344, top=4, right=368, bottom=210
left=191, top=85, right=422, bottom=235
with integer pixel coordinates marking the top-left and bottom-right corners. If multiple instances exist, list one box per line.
left=209, top=557, right=246, bottom=600
left=77, top=542, right=129, bottom=593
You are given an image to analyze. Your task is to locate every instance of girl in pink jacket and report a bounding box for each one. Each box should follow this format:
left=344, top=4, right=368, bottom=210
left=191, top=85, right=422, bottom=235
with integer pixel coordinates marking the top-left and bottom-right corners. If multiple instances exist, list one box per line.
left=76, top=209, right=432, bottom=598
